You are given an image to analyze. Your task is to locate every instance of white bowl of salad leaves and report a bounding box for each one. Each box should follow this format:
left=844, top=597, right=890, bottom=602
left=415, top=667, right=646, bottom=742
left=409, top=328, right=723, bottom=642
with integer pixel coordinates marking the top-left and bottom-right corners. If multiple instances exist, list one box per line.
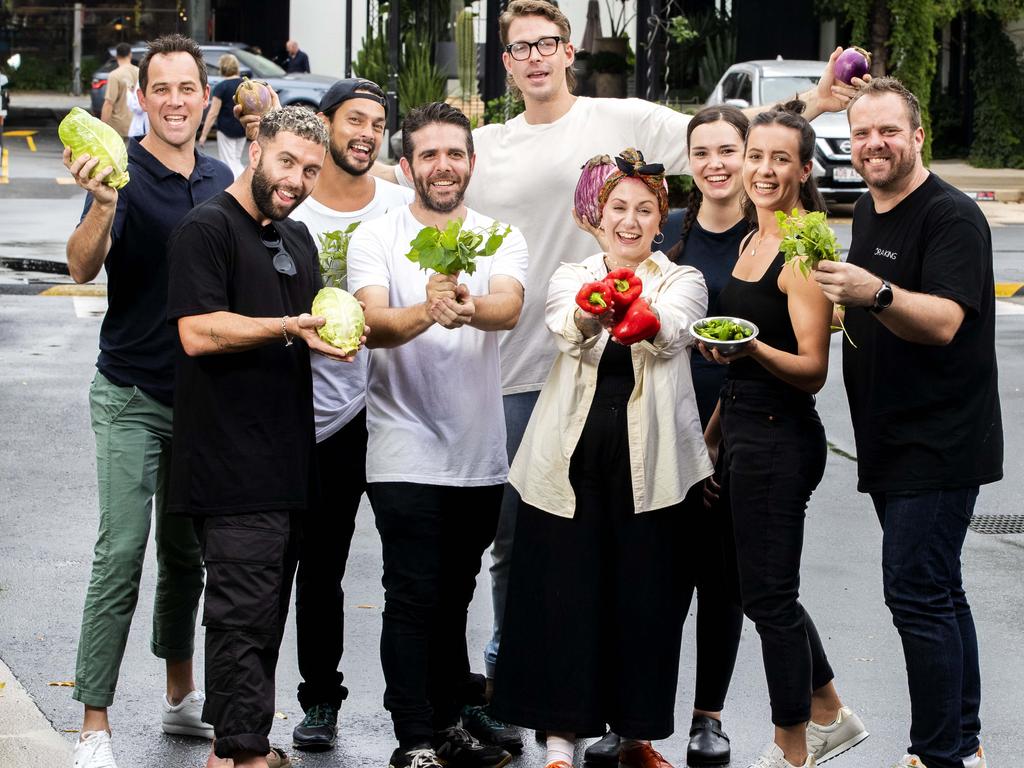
left=690, top=316, right=759, bottom=356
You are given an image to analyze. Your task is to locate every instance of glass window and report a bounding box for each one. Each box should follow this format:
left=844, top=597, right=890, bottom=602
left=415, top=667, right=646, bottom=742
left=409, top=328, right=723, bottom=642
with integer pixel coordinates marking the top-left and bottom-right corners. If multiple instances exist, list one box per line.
left=761, top=76, right=819, bottom=105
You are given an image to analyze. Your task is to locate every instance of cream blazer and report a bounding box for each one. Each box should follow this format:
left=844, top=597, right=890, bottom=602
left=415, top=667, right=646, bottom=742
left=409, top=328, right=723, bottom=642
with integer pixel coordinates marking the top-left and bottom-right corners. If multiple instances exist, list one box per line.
left=509, top=250, right=714, bottom=518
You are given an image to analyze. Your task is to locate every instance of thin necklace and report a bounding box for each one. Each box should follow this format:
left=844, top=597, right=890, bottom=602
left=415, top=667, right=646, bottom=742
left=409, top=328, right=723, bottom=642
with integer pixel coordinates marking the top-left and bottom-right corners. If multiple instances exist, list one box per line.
left=751, top=231, right=765, bottom=258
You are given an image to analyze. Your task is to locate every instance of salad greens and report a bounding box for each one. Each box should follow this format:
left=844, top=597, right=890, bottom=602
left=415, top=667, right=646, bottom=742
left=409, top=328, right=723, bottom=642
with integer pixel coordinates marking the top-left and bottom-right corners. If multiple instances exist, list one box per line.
left=775, top=208, right=856, bottom=348
left=317, top=223, right=360, bottom=290
left=405, top=218, right=511, bottom=276
left=694, top=318, right=754, bottom=342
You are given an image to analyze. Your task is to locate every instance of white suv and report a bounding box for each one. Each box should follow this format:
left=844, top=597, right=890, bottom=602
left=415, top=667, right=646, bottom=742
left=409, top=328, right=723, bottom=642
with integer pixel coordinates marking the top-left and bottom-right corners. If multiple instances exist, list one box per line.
left=706, top=59, right=868, bottom=204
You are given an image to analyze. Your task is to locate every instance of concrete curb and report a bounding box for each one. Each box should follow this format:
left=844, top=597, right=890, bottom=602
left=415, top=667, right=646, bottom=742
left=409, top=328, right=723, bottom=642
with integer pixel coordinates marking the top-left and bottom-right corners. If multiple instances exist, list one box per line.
left=0, top=657, right=73, bottom=768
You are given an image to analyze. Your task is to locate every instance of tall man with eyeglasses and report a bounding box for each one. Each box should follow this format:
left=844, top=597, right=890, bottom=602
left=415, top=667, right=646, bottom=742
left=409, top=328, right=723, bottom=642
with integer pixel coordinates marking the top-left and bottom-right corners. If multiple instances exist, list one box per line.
left=286, top=78, right=413, bottom=752
left=166, top=106, right=364, bottom=768
left=426, top=1, right=873, bottom=762
left=63, top=33, right=231, bottom=768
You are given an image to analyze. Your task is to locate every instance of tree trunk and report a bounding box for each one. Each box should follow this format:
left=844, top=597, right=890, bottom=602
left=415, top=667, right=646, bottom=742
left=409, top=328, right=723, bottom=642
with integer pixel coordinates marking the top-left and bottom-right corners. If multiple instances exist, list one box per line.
left=870, top=0, right=890, bottom=76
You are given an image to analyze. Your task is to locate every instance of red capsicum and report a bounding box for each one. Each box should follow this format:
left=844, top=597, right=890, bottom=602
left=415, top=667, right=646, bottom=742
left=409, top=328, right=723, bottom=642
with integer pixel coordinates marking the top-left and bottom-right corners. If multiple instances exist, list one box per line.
left=575, top=280, right=614, bottom=315
left=613, top=298, right=661, bottom=345
left=604, top=268, right=642, bottom=319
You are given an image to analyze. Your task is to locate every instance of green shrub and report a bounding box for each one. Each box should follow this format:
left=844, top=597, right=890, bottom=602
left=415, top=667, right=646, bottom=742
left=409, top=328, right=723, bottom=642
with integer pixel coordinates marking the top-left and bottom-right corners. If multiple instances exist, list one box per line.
left=968, top=12, right=1024, bottom=168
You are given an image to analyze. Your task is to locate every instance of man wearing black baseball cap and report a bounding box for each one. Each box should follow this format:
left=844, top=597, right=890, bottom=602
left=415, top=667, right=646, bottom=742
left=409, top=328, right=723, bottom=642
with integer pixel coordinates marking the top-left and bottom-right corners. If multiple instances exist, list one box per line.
left=287, top=78, right=413, bottom=753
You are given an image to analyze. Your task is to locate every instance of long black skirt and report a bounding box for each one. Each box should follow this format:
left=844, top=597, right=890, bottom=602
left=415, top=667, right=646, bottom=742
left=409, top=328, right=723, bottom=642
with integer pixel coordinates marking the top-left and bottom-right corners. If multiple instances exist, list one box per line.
left=491, top=395, right=691, bottom=740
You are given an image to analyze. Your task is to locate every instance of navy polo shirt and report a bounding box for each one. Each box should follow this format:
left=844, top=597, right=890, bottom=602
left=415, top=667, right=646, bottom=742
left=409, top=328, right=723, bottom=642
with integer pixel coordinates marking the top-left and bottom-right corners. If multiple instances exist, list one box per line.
left=82, top=139, right=233, bottom=405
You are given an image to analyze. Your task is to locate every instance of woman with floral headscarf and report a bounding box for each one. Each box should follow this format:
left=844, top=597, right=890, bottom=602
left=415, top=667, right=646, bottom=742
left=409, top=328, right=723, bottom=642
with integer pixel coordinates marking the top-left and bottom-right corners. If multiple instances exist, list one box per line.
left=490, top=149, right=713, bottom=768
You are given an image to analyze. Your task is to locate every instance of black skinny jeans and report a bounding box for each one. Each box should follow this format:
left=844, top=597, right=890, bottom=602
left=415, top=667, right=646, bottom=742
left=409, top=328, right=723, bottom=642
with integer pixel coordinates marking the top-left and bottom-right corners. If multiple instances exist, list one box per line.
left=369, top=482, right=502, bottom=747
left=720, top=379, right=834, bottom=727
left=294, top=410, right=368, bottom=711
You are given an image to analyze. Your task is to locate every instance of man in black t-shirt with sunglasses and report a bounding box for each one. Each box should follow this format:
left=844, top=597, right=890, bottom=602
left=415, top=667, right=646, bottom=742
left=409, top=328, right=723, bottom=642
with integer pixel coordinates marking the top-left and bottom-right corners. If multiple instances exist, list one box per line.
left=166, top=106, right=364, bottom=768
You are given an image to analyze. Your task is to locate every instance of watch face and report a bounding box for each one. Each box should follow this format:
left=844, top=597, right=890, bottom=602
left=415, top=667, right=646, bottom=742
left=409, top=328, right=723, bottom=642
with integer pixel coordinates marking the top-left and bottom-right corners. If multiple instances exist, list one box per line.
left=876, top=281, right=893, bottom=308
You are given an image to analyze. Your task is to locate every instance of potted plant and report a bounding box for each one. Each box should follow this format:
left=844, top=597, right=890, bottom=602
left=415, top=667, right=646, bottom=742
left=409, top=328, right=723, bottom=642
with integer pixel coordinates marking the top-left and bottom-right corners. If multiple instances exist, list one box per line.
left=590, top=49, right=628, bottom=98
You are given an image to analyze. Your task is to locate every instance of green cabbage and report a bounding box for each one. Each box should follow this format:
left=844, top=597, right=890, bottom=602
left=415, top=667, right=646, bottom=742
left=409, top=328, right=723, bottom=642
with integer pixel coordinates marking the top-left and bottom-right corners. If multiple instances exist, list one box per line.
left=58, top=107, right=130, bottom=190
left=311, top=287, right=365, bottom=354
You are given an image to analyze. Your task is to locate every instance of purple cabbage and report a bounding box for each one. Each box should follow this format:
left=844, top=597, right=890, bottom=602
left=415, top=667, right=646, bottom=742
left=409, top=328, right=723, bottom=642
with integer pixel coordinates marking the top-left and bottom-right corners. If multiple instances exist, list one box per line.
left=574, top=154, right=617, bottom=228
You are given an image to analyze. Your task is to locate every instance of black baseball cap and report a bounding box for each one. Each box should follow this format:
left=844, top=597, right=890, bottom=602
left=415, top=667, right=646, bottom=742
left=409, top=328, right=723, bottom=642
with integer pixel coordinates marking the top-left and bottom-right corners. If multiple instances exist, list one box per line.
left=318, top=78, right=388, bottom=116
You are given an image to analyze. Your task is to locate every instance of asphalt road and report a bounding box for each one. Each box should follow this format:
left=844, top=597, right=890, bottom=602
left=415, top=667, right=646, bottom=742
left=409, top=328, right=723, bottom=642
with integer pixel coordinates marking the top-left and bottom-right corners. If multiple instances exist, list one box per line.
left=1, top=122, right=1024, bottom=768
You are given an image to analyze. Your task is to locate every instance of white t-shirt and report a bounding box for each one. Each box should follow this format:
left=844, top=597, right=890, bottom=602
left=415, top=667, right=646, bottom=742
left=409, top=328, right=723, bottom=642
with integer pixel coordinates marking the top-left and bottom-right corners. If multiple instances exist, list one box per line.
left=290, top=177, right=413, bottom=443
left=466, top=96, right=691, bottom=394
left=347, top=205, right=529, bottom=486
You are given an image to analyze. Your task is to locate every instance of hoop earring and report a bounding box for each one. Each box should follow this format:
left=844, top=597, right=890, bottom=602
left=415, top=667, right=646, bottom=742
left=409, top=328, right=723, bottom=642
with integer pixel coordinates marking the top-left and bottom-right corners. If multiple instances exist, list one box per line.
left=653, top=232, right=665, bottom=245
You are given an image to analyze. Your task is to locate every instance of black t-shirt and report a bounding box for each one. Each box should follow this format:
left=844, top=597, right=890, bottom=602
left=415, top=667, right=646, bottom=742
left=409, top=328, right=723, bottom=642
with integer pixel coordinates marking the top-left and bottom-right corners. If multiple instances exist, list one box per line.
left=665, top=210, right=749, bottom=427
left=87, top=140, right=233, bottom=404
left=211, top=78, right=245, bottom=138
left=166, top=191, right=322, bottom=515
left=844, top=173, right=1003, bottom=492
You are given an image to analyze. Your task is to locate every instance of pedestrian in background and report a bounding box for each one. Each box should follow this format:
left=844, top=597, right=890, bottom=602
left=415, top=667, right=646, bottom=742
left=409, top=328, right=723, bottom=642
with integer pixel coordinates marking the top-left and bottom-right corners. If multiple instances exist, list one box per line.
left=284, top=40, right=310, bottom=73
left=166, top=106, right=359, bottom=768
left=491, top=151, right=711, bottom=768
left=100, top=42, right=138, bottom=142
left=700, top=103, right=868, bottom=768
left=199, top=53, right=247, bottom=177
left=814, top=77, right=1003, bottom=768
left=63, top=34, right=232, bottom=768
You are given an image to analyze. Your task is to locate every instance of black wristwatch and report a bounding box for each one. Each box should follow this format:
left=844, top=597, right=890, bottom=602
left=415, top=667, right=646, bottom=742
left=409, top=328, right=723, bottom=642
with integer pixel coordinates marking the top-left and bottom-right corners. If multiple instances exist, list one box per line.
left=869, top=279, right=893, bottom=313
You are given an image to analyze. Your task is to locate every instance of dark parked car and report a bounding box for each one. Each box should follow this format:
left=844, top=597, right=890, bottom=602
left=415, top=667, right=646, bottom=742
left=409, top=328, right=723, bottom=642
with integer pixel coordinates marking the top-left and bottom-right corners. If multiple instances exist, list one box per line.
left=706, top=59, right=869, bottom=205
left=90, top=42, right=335, bottom=118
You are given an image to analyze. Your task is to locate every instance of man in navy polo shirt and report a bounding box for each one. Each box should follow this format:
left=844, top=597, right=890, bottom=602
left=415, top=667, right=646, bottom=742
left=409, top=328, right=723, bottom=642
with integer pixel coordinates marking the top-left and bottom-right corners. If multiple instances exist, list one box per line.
left=63, top=34, right=233, bottom=768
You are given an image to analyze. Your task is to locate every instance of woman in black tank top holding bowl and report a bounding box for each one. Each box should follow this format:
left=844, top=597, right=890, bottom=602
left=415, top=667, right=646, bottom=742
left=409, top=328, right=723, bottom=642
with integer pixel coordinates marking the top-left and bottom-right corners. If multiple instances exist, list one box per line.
left=699, top=103, right=868, bottom=768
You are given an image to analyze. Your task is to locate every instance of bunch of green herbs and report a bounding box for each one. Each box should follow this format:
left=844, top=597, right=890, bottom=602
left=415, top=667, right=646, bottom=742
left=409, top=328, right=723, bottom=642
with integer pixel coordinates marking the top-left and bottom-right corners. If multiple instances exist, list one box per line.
left=405, top=218, right=511, bottom=276
left=775, top=209, right=856, bottom=347
left=317, top=223, right=360, bottom=290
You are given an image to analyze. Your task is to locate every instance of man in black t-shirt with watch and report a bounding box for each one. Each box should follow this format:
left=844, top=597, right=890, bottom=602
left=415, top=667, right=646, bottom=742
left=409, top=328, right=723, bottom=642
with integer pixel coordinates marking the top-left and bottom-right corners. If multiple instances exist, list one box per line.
left=814, top=79, right=1001, bottom=768
left=166, top=106, right=364, bottom=768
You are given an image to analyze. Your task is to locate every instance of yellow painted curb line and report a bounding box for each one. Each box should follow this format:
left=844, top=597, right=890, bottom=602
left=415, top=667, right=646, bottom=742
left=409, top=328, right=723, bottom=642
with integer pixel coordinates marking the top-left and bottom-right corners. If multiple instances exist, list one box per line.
left=995, top=283, right=1024, bottom=298
left=38, top=285, right=107, bottom=297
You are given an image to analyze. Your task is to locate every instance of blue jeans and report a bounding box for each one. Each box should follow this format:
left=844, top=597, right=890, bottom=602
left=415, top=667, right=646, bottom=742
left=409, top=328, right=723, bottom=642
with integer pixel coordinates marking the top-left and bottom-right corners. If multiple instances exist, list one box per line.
left=484, top=390, right=540, bottom=678
left=871, top=488, right=982, bottom=768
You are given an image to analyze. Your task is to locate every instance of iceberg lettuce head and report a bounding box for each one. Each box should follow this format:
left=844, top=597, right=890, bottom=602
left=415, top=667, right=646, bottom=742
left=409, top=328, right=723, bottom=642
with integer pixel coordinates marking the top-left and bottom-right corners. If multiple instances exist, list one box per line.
left=311, top=287, right=365, bottom=354
left=58, top=107, right=130, bottom=190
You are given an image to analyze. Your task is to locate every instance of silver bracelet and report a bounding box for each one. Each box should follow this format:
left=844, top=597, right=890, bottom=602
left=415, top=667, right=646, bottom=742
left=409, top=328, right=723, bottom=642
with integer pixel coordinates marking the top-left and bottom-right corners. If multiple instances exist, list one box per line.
left=281, top=316, right=293, bottom=347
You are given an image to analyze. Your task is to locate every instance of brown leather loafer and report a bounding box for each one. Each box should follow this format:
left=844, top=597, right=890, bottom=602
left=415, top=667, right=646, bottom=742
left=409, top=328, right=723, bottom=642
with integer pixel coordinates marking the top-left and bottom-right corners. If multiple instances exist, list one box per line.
left=617, top=741, right=674, bottom=768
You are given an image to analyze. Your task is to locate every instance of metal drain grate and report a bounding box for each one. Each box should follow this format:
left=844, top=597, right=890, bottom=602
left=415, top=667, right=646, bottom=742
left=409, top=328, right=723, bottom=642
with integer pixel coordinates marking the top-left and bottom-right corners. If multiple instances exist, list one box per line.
left=969, top=515, right=1024, bottom=535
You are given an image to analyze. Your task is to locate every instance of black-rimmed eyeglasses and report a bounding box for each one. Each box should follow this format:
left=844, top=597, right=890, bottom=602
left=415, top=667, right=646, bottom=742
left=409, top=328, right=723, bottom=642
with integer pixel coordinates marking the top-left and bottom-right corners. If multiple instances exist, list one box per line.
left=260, top=223, right=297, bottom=277
left=504, top=36, right=563, bottom=61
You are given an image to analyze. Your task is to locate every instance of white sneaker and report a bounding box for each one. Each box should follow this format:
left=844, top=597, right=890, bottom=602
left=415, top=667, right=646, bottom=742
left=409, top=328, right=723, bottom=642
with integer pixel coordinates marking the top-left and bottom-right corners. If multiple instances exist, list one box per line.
left=748, top=741, right=815, bottom=768
left=806, top=706, right=869, bottom=763
left=963, top=745, right=988, bottom=768
left=161, top=690, right=215, bottom=738
left=892, top=756, right=929, bottom=768
left=73, top=730, right=118, bottom=768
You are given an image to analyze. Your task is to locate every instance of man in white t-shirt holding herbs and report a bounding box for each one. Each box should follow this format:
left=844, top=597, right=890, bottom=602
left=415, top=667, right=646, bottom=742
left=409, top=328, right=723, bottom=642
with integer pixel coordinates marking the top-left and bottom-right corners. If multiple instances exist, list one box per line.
left=347, top=102, right=528, bottom=768
left=287, top=77, right=413, bottom=753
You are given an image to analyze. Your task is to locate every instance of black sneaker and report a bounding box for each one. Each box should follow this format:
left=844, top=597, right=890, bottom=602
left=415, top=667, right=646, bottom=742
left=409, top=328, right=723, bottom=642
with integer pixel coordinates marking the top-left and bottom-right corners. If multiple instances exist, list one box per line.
left=434, top=725, right=512, bottom=768
left=389, top=745, right=444, bottom=768
left=292, top=702, right=339, bottom=751
left=460, top=705, right=524, bottom=752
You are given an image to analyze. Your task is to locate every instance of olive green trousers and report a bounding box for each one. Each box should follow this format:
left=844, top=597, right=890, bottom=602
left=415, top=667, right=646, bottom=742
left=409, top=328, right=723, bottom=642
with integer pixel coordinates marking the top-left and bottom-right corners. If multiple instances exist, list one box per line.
left=73, top=372, right=204, bottom=708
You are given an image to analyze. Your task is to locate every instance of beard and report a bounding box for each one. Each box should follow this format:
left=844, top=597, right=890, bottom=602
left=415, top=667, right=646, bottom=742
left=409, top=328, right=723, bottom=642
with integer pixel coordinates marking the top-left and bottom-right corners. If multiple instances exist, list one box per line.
left=413, top=171, right=467, bottom=214
left=329, top=137, right=377, bottom=176
left=854, top=147, right=917, bottom=190
left=251, top=159, right=305, bottom=221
